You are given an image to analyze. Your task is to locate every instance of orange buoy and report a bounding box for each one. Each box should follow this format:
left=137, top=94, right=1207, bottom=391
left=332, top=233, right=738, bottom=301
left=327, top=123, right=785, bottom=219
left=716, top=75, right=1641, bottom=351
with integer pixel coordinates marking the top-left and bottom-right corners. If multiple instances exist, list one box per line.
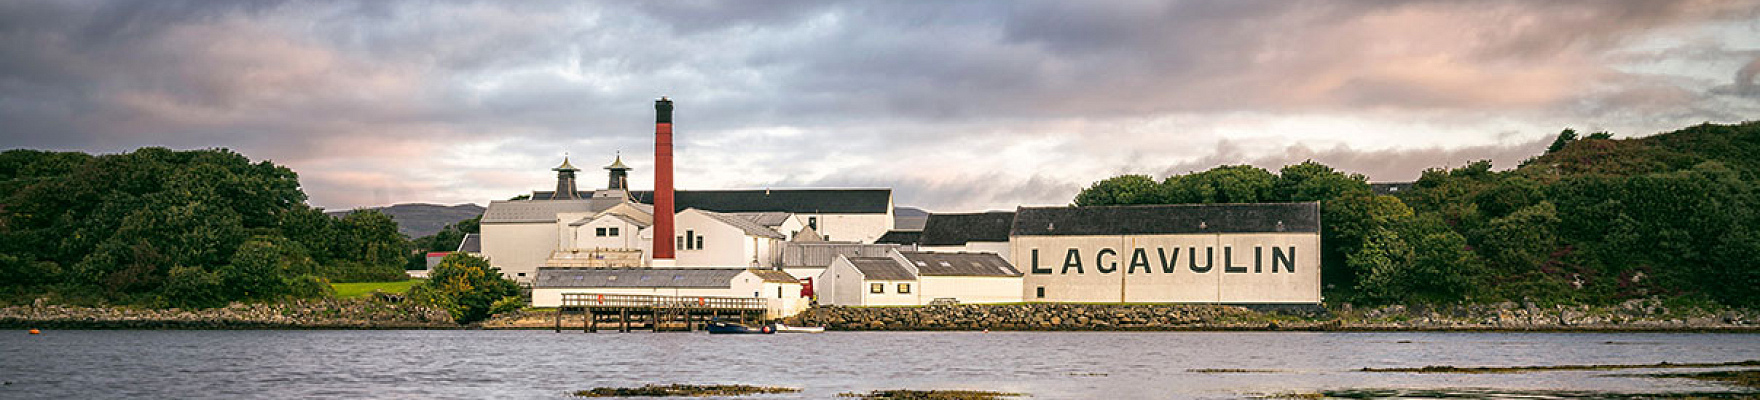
left=28, top=329, right=40, bottom=335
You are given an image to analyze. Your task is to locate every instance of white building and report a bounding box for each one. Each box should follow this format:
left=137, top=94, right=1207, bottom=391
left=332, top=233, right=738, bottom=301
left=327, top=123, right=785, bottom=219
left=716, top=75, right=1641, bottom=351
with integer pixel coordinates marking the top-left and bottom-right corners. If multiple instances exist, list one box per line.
left=1009, top=203, right=1322, bottom=304
left=917, top=211, right=1015, bottom=263
left=818, top=250, right=1023, bottom=306
left=773, top=241, right=903, bottom=295
left=530, top=267, right=808, bottom=318
left=478, top=156, right=899, bottom=282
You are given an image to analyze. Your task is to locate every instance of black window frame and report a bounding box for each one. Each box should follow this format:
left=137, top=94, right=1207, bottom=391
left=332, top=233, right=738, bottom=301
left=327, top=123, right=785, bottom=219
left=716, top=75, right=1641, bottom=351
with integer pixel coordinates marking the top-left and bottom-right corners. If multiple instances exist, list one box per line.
left=870, top=283, right=884, bottom=294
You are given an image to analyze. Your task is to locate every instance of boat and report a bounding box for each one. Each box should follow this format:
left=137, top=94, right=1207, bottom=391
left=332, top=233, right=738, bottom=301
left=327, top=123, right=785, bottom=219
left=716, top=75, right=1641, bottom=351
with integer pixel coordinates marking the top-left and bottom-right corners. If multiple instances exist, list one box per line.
left=770, top=323, right=824, bottom=333
left=705, top=321, right=773, bottom=334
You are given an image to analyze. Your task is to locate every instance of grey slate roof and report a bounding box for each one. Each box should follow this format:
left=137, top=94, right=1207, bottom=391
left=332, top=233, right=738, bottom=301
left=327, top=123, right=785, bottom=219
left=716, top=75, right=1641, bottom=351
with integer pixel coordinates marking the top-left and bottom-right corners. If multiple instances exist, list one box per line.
left=779, top=242, right=903, bottom=268
left=748, top=269, right=800, bottom=283
left=874, top=230, right=922, bottom=246
left=1011, top=202, right=1321, bottom=236
left=533, top=267, right=745, bottom=289
left=731, top=212, right=793, bottom=227
left=898, top=252, right=1021, bottom=277
left=457, top=233, right=482, bottom=253
left=920, top=211, right=1015, bottom=246
left=845, top=257, right=916, bottom=281
left=630, top=189, right=892, bottom=214
left=696, top=209, right=786, bottom=239
left=482, top=198, right=627, bottom=223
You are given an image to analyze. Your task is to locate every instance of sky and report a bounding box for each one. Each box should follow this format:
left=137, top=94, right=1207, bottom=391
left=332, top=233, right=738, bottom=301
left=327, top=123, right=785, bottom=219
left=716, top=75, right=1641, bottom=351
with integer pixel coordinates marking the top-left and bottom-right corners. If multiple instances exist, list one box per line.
left=3, top=1, right=1758, bottom=212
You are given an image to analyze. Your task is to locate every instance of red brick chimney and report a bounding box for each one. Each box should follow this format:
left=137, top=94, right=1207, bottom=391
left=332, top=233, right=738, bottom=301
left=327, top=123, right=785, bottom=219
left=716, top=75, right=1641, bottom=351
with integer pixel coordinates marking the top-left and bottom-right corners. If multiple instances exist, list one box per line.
left=652, top=97, right=675, bottom=261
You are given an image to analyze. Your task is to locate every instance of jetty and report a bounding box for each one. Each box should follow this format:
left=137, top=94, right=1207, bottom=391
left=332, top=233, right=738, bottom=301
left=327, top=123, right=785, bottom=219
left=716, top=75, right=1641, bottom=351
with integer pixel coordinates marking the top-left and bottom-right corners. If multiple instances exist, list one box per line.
left=553, top=293, right=767, bottom=333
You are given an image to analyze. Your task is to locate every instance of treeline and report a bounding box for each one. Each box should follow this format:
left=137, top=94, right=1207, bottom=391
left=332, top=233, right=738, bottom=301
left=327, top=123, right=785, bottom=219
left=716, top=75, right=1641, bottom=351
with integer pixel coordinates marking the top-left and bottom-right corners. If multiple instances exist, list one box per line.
left=0, top=148, right=413, bottom=308
left=1074, top=121, right=1760, bottom=308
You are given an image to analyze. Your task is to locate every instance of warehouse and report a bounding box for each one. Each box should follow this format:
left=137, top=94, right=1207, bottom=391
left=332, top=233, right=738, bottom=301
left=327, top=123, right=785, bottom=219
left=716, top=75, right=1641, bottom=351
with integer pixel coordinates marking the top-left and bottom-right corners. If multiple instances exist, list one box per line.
left=1009, top=203, right=1321, bottom=304
left=818, top=250, right=1023, bottom=306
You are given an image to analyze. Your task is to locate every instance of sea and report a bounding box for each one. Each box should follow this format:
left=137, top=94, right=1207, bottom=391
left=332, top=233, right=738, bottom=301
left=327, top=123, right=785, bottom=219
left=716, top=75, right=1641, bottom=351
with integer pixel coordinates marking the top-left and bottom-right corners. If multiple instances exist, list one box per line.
left=2, top=330, right=1757, bottom=399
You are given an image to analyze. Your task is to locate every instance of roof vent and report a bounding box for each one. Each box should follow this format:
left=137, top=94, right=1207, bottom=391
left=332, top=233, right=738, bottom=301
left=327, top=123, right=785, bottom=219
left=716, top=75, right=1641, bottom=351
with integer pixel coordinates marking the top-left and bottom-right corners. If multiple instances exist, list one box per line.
left=1047, top=222, right=1055, bottom=231
left=1276, top=221, right=1285, bottom=232
left=1199, top=221, right=1207, bottom=230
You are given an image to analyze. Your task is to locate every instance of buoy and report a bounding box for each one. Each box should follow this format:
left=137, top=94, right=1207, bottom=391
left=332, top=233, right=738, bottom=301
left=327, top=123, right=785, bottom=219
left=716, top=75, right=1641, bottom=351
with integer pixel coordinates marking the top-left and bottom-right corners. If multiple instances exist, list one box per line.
left=28, top=329, right=40, bottom=335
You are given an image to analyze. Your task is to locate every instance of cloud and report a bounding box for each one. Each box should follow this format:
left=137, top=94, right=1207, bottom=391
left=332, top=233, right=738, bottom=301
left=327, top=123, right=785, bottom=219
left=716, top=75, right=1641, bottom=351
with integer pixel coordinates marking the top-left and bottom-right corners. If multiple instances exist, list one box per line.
left=1, top=0, right=1757, bottom=212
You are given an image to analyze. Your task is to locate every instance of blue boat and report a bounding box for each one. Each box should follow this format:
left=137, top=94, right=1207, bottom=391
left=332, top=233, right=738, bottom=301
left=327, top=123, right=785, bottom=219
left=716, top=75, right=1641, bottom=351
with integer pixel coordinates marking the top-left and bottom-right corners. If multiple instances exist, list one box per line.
left=705, top=321, right=774, bottom=334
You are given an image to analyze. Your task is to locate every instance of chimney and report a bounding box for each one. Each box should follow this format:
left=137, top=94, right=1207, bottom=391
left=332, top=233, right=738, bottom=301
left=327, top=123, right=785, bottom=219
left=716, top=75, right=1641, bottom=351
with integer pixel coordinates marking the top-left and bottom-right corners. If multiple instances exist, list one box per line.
left=652, top=97, right=675, bottom=261
left=551, top=157, right=581, bottom=200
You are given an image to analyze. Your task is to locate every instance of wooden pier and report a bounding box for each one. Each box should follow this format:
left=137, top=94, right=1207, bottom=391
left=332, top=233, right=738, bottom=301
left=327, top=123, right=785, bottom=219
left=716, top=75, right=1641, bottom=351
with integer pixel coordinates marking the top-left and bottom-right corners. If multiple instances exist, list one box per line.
left=554, top=293, right=767, bottom=333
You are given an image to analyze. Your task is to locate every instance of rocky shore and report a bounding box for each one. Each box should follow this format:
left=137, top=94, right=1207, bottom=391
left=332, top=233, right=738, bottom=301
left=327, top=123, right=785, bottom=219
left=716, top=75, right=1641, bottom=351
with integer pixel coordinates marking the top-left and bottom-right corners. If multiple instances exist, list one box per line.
left=784, top=299, right=1760, bottom=332
left=0, top=294, right=459, bottom=329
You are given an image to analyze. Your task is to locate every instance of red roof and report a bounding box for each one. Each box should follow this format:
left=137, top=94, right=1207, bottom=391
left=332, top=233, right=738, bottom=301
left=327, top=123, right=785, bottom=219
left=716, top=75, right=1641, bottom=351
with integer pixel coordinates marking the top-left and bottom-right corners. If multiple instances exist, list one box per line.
left=426, top=251, right=453, bottom=257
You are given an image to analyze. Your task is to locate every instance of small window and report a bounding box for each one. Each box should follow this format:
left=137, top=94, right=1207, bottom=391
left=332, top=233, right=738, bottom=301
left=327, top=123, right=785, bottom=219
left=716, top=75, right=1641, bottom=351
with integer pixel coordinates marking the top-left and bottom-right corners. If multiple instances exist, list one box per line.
left=1035, top=286, right=1045, bottom=299
left=677, top=236, right=684, bottom=250
left=898, top=283, right=912, bottom=294
left=595, top=227, right=608, bottom=237
left=870, top=283, right=884, bottom=294
left=686, top=230, right=696, bottom=250
left=518, top=273, right=527, bottom=277
left=696, top=236, right=704, bottom=249
left=808, top=216, right=818, bottom=230
left=607, top=227, right=619, bottom=236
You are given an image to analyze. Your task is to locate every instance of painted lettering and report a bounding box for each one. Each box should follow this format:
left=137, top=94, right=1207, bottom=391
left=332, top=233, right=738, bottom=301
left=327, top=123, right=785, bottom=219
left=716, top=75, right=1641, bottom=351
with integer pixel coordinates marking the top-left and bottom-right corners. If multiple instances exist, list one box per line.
left=1096, top=248, right=1118, bottom=273
left=1128, top=248, right=1152, bottom=273
left=1254, top=246, right=1263, bottom=273
left=1189, top=247, right=1213, bottom=273
left=1157, top=247, right=1181, bottom=273
left=1273, top=246, right=1295, bottom=273
left=1062, top=248, right=1084, bottom=274
left=1030, top=249, right=1052, bottom=274
left=1224, top=246, right=1248, bottom=273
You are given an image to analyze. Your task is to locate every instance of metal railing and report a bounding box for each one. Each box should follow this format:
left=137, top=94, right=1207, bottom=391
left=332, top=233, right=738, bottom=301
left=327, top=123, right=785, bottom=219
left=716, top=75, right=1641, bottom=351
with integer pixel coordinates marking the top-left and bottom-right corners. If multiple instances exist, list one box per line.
left=559, top=293, right=766, bottom=310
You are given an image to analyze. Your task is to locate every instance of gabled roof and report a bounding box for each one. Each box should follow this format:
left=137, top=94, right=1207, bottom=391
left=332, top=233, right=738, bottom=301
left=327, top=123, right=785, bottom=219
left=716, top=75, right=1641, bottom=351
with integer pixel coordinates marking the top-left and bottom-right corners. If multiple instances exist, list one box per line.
left=457, top=233, right=481, bottom=253
left=568, top=212, right=651, bottom=228
left=1011, top=202, right=1321, bottom=236
left=630, top=189, right=891, bottom=214
left=845, top=257, right=916, bottom=281
left=748, top=269, right=800, bottom=283
left=694, top=209, right=786, bottom=239
left=779, top=242, right=902, bottom=268
left=920, top=211, right=1015, bottom=246
left=899, top=251, right=1020, bottom=277
left=875, top=230, right=922, bottom=245
left=533, top=267, right=744, bottom=289
left=792, top=226, right=825, bottom=242
left=482, top=198, right=629, bottom=223
left=731, top=212, right=793, bottom=227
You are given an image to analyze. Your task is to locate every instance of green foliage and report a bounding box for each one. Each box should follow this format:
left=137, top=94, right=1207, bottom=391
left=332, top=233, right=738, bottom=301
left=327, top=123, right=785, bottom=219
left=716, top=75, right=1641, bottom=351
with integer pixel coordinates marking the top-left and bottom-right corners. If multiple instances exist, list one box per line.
left=330, top=279, right=424, bottom=299
left=410, top=253, right=521, bottom=323
left=1073, top=175, right=1161, bottom=206
left=407, top=215, right=480, bottom=270
left=489, top=295, right=525, bottom=317
left=1162, top=165, right=1277, bottom=204
left=0, top=147, right=410, bottom=308
left=1546, top=129, right=1578, bottom=154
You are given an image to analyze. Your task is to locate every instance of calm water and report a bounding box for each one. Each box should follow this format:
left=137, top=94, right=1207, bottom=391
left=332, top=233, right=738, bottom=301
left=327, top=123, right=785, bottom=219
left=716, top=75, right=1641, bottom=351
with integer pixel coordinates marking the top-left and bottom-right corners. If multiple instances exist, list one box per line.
left=1, top=330, right=1757, bottom=399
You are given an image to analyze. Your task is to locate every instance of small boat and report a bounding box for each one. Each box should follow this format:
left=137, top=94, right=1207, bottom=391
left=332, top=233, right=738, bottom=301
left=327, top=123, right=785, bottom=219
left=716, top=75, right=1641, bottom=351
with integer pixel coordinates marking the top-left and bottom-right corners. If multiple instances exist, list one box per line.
left=706, top=321, right=773, bottom=334
left=770, top=323, right=824, bottom=333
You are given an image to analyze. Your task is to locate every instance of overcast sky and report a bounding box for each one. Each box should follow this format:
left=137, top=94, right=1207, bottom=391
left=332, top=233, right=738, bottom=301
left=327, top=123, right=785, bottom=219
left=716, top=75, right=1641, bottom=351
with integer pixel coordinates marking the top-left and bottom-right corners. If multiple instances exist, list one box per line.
left=3, top=1, right=1758, bottom=212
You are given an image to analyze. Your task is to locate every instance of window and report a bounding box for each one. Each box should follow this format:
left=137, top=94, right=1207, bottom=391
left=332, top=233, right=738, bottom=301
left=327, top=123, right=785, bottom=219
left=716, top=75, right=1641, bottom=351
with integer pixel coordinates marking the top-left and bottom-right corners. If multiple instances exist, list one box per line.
left=870, top=283, right=884, bottom=294
left=595, top=227, right=608, bottom=237
left=676, top=236, right=684, bottom=250
left=898, top=283, right=912, bottom=294
left=808, top=216, right=818, bottom=230
left=607, top=227, right=619, bottom=237
left=517, top=273, right=527, bottom=277
left=1035, top=286, right=1045, bottom=299
left=696, top=236, right=704, bottom=249
left=685, top=230, right=696, bottom=250
left=778, top=287, right=784, bottom=298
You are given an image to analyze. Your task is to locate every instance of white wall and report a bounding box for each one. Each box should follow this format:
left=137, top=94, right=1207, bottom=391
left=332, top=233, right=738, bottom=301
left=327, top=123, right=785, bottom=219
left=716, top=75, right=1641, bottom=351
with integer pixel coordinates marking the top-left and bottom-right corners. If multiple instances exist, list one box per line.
left=481, top=222, right=558, bottom=282
left=819, top=257, right=865, bottom=306
left=569, top=216, right=645, bottom=251
left=673, top=210, right=757, bottom=267
left=861, top=279, right=919, bottom=306
left=795, top=213, right=891, bottom=244
left=1012, top=233, right=1321, bottom=304
left=920, top=276, right=1023, bottom=304
left=919, top=241, right=1012, bottom=263
left=532, top=287, right=740, bottom=307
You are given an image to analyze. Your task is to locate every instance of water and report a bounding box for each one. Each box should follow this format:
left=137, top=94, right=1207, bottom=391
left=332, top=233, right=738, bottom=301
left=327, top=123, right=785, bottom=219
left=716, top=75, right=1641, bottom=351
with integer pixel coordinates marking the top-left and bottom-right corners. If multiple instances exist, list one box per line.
left=1, top=330, right=1756, bottom=399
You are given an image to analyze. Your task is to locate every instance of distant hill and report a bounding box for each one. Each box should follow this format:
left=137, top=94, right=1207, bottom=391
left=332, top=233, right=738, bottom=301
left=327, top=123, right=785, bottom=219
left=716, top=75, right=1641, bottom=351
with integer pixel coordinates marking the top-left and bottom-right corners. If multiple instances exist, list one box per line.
left=327, top=203, right=484, bottom=238
left=894, top=206, right=929, bottom=230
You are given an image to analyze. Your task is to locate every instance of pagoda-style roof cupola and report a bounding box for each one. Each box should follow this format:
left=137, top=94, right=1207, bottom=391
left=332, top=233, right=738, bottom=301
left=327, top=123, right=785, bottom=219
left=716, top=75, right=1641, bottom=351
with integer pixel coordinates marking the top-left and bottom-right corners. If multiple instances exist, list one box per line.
left=604, top=153, right=632, bottom=190
left=551, top=156, right=582, bottom=200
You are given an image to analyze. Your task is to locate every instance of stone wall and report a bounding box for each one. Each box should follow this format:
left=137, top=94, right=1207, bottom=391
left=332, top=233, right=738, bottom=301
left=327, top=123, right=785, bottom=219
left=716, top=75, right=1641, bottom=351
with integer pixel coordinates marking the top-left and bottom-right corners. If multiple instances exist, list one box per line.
left=784, top=299, right=1758, bottom=331
left=0, top=294, right=458, bottom=329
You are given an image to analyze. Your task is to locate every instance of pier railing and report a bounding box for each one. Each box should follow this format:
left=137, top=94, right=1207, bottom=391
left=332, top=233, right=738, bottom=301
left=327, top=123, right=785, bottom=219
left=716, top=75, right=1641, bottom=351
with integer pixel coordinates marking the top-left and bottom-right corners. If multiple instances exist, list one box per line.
left=559, top=293, right=766, bottom=310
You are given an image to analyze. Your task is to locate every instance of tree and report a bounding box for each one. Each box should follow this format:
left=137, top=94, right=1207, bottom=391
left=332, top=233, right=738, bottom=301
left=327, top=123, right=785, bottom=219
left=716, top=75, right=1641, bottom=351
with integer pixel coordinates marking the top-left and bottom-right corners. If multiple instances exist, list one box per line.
left=1074, top=174, right=1162, bottom=206
left=1163, top=165, right=1276, bottom=204
left=1273, top=161, right=1371, bottom=202
left=1546, top=129, right=1579, bottom=154
left=411, top=253, right=521, bottom=323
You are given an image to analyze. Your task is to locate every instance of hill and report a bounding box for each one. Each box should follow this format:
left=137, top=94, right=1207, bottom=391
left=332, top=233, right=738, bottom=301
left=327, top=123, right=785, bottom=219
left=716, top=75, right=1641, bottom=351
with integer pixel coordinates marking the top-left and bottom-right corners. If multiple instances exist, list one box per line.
left=327, top=203, right=484, bottom=238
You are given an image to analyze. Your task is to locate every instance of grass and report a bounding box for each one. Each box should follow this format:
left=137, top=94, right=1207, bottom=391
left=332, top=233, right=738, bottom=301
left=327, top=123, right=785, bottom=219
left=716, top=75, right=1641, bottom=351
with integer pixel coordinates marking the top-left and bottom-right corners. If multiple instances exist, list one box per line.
left=330, top=279, right=424, bottom=299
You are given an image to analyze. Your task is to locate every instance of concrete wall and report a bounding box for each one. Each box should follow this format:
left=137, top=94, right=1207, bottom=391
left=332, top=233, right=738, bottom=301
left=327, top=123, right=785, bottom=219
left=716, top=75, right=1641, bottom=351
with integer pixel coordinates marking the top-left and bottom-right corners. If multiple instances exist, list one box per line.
left=481, top=222, right=558, bottom=282
left=1011, top=233, right=1320, bottom=304
left=920, top=276, right=1023, bottom=304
